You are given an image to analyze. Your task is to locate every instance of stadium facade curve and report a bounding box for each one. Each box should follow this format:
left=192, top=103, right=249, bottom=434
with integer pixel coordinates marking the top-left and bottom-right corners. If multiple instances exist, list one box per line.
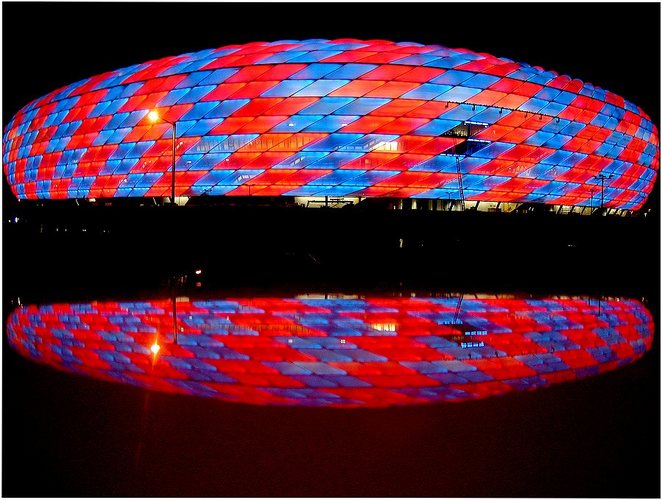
left=3, top=39, right=659, bottom=210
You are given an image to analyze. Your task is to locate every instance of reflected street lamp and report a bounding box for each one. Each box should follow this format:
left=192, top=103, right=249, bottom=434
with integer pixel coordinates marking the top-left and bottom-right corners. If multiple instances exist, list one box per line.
left=148, top=110, right=177, bottom=205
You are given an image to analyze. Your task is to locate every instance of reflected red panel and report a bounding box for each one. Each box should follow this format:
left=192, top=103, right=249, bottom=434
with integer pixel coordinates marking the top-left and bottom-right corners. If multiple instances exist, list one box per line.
left=7, top=295, right=653, bottom=408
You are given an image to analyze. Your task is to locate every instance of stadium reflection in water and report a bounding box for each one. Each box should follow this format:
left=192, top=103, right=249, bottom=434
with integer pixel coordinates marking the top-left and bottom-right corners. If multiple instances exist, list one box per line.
left=6, top=294, right=653, bottom=408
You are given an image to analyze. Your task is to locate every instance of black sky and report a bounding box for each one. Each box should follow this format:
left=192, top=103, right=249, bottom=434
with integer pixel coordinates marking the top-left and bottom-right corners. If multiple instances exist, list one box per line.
left=2, top=2, right=660, bottom=128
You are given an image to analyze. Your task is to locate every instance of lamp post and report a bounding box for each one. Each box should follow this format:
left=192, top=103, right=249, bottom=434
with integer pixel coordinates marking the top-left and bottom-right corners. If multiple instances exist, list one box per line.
left=595, top=173, right=613, bottom=210
left=148, top=110, right=177, bottom=205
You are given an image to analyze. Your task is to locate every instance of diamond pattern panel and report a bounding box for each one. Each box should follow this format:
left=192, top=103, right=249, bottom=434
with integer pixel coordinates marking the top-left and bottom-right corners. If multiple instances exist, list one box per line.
left=3, top=39, right=659, bottom=209
left=6, top=295, right=653, bottom=407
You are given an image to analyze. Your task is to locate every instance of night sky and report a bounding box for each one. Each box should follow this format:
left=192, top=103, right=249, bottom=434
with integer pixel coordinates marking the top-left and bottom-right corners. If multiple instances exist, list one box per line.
left=2, top=2, right=660, bottom=128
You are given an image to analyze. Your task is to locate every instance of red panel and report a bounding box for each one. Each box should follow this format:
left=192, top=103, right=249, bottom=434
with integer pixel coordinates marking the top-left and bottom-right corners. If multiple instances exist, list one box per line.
left=225, top=65, right=274, bottom=83
left=264, top=97, right=319, bottom=116
left=395, top=66, right=445, bottom=82
left=340, top=152, right=399, bottom=170
left=209, top=117, right=254, bottom=134
left=410, top=136, right=462, bottom=155
left=228, top=81, right=279, bottom=99
left=495, top=110, right=530, bottom=128
left=255, top=64, right=307, bottom=81
left=155, top=75, right=188, bottom=92
left=275, top=169, right=332, bottom=184
left=243, top=169, right=299, bottom=185
left=200, top=54, right=245, bottom=70
left=469, top=158, right=516, bottom=176
left=500, top=128, right=536, bottom=144
left=356, top=52, right=408, bottom=64
left=396, top=135, right=436, bottom=152
left=375, top=117, right=429, bottom=134
left=216, top=152, right=262, bottom=170
left=370, top=99, right=426, bottom=117
left=122, top=125, right=151, bottom=143
left=340, top=115, right=395, bottom=133
left=466, top=90, right=508, bottom=106
left=380, top=154, right=435, bottom=171
left=329, top=80, right=387, bottom=97
left=322, top=50, right=378, bottom=63
left=557, top=106, right=582, bottom=121
left=200, top=83, right=247, bottom=102
left=494, top=93, right=530, bottom=110
left=360, top=64, right=411, bottom=80
left=488, top=78, right=523, bottom=93
left=270, top=133, right=328, bottom=151
left=498, top=144, right=538, bottom=161
left=231, top=98, right=284, bottom=117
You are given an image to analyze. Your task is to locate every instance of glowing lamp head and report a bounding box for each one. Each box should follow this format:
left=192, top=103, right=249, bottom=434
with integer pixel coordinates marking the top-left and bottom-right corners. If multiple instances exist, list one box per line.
left=150, top=342, right=161, bottom=354
left=147, top=110, right=160, bottom=122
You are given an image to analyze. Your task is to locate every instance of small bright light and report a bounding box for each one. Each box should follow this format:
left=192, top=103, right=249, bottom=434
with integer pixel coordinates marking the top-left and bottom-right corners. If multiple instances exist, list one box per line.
left=194, top=269, right=202, bottom=275
left=147, top=111, right=160, bottom=122
left=150, top=342, right=160, bottom=354
left=288, top=122, right=294, bottom=127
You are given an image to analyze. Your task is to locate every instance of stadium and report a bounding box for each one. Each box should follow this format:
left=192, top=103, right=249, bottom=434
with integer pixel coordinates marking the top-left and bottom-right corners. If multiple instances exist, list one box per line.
left=3, top=39, right=659, bottom=215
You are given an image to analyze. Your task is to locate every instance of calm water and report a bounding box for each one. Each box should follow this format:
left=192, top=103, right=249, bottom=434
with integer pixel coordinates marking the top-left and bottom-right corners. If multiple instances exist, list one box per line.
left=3, top=208, right=660, bottom=496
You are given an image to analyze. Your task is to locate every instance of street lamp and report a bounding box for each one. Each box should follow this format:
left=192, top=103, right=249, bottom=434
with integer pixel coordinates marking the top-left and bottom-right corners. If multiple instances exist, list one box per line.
left=148, top=110, right=177, bottom=205
left=595, top=173, right=614, bottom=210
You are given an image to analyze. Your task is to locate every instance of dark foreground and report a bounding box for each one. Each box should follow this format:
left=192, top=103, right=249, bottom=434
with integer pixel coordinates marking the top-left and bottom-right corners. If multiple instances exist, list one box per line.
left=3, top=205, right=660, bottom=497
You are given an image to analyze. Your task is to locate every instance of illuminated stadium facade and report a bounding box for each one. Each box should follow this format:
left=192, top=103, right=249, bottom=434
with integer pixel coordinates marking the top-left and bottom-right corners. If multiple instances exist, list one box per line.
left=3, top=39, right=659, bottom=212
left=6, top=294, right=653, bottom=407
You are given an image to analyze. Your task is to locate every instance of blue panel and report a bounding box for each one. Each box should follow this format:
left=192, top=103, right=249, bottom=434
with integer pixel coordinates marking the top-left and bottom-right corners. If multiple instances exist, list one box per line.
left=539, top=149, right=574, bottom=166
left=435, top=86, right=482, bottom=102
left=287, top=51, right=343, bottom=63
left=412, top=154, right=458, bottom=172
left=180, top=101, right=222, bottom=121
left=535, top=87, right=561, bottom=101
left=303, top=115, right=358, bottom=133
left=293, top=79, right=349, bottom=97
left=440, top=103, right=485, bottom=121
left=542, top=134, right=572, bottom=149
left=175, top=71, right=213, bottom=89
left=106, top=128, right=132, bottom=144
left=334, top=97, right=390, bottom=115
left=271, top=115, right=324, bottom=132
left=341, top=170, right=398, bottom=185
left=176, top=85, right=216, bottom=104
left=299, top=97, right=355, bottom=115
left=262, top=79, right=315, bottom=97
left=340, top=134, right=399, bottom=152
left=157, top=89, right=192, bottom=106
left=204, top=99, right=250, bottom=118
left=259, top=51, right=308, bottom=64
left=290, top=63, right=342, bottom=79
left=105, top=112, right=130, bottom=130
left=402, top=83, right=452, bottom=100
left=393, top=54, right=442, bottom=66
left=309, top=169, right=366, bottom=185
left=554, top=91, right=577, bottom=105
left=198, top=68, right=239, bottom=85
left=518, top=98, right=548, bottom=113
left=560, top=121, right=586, bottom=136
left=470, top=107, right=511, bottom=124
left=181, top=119, right=220, bottom=137
left=524, top=131, right=555, bottom=147
left=304, top=133, right=364, bottom=151
left=325, top=63, right=378, bottom=79
left=274, top=151, right=329, bottom=169
left=312, top=185, right=362, bottom=196
left=411, top=118, right=461, bottom=136
left=462, top=74, right=500, bottom=89
left=539, top=101, right=566, bottom=116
